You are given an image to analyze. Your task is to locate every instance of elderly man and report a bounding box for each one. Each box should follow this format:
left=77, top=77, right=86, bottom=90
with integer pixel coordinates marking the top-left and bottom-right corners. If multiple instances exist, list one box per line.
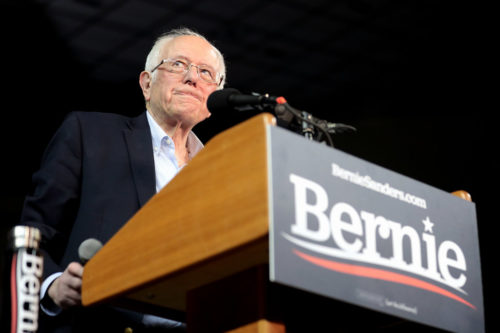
left=20, top=28, right=226, bottom=332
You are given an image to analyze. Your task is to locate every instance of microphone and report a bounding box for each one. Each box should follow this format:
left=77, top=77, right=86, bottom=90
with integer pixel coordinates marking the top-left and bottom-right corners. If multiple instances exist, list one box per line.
left=207, top=88, right=282, bottom=112
left=78, top=238, right=103, bottom=265
left=314, top=118, right=357, bottom=134
left=207, top=87, right=356, bottom=147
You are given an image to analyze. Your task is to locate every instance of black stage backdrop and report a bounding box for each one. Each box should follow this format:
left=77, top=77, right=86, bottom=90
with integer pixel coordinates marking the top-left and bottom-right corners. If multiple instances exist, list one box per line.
left=1, top=1, right=494, bottom=331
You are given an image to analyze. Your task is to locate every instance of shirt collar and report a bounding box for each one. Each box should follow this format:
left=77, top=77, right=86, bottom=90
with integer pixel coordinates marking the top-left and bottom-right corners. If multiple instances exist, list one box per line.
left=146, top=111, right=204, bottom=159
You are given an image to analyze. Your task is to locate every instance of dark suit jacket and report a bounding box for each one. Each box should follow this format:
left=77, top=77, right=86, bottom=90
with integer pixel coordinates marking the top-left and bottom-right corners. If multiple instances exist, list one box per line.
left=21, top=111, right=180, bottom=332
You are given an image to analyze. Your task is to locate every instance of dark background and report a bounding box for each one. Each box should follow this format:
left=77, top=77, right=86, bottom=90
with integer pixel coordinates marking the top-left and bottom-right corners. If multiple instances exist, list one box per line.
left=1, top=0, right=494, bottom=331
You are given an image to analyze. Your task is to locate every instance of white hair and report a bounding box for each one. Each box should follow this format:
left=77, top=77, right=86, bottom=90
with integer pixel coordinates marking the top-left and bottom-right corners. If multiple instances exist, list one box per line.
left=144, top=27, right=226, bottom=88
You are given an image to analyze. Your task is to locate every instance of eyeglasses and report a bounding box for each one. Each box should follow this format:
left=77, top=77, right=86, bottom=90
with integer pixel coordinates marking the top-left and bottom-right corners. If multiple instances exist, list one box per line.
left=151, top=58, right=223, bottom=86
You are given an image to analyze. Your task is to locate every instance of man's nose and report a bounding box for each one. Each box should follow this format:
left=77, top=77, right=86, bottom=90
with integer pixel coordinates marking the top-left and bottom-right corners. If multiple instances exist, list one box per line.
left=183, top=64, right=199, bottom=85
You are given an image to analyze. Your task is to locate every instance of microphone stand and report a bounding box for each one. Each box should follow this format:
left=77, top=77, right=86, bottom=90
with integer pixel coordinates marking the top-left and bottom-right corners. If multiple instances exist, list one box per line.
left=301, top=111, right=315, bottom=141
left=273, top=102, right=336, bottom=147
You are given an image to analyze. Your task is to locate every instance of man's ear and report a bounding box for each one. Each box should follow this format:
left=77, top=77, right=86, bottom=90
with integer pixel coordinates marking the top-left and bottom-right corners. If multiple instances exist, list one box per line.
left=139, top=71, right=152, bottom=101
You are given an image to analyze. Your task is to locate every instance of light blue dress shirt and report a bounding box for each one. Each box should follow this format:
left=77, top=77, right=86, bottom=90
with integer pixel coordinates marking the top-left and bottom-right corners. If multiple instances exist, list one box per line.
left=146, top=111, right=204, bottom=192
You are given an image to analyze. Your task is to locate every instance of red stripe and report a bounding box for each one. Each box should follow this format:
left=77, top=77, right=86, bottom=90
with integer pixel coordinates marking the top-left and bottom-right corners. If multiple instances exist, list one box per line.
left=294, top=249, right=476, bottom=310
left=10, top=253, right=17, bottom=333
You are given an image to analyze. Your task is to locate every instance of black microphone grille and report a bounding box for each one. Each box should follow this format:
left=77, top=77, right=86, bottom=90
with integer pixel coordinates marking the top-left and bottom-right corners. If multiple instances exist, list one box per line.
left=207, top=88, right=241, bottom=112
left=78, top=238, right=103, bottom=264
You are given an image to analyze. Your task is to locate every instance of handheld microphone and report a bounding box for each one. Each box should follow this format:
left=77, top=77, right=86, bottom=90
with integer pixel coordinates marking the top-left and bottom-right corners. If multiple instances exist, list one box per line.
left=78, top=238, right=103, bottom=265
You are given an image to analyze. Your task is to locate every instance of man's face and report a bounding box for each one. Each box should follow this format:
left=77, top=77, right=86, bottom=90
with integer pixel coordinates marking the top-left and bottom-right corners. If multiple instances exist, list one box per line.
left=141, top=35, right=221, bottom=128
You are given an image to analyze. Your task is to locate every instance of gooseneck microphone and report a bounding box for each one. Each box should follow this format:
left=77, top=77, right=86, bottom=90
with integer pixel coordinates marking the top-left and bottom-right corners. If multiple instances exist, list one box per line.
left=78, top=238, right=103, bottom=265
left=207, top=87, right=356, bottom=148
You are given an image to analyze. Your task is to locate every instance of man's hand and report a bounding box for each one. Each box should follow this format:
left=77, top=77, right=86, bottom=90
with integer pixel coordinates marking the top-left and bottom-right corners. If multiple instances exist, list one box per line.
left=47, top=262, right=84, bottom=309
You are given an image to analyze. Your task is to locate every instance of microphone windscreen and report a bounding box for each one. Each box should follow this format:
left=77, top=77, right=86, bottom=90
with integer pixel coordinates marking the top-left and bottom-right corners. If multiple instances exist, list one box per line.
left=207, top=88, right=241, bottom=112
left=78, top=238, right=103, bottom=264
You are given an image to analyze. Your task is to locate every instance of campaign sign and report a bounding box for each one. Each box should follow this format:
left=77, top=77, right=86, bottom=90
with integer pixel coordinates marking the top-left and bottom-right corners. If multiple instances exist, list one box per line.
left=268, top=126, right=484, bottom=333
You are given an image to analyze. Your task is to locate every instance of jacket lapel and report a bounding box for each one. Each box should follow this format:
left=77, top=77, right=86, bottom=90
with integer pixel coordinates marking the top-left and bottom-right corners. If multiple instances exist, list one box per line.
left=123, top=112, right=156, bottom=207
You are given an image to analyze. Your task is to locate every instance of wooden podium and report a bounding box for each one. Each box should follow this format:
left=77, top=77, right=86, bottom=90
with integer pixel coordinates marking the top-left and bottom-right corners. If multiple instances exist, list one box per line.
left=82, top=113, right=284, bottom=332
left=82, top=113, right=477, bottom=333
